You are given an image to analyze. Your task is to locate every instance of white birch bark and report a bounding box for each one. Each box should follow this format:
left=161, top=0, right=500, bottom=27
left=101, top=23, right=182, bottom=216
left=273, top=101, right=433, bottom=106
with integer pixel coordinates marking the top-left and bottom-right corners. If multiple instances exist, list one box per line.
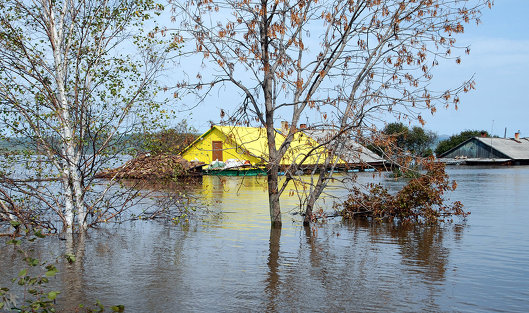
left=46, top=0, right=81, bottom=233
left=0, top=200, right=16, bottom=222
left=72, top=161, right=87, bottom=230
left=0, top=0, right=165, bottom=232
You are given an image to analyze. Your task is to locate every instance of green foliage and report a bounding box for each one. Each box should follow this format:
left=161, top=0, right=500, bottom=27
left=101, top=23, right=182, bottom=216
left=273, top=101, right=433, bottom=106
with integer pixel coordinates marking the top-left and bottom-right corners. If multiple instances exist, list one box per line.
left=406, top=127, right=437, bottom=157
left=388, top=166, right=422, bottom=179
left=0, top=0, right=178, bottom=232
left=339, top=162, right=468, bottom=224
left=111, top=305, right=125, bottom=312
left=76, top=301, right=126, bottom=313
left=64, top=254, right=76, bottom=264
left=141, top=120, right=198, bottom=155
left=383, top=123, right=410, bottom=149
left=1, top=233, right=125, bottom=312
left=9, top=221, right=20, bottom=228
left=435, top=130, right=489, bottom=156
left=371, top=123, right=437, bottom=157
left=1, top=234, right=60, bottom=313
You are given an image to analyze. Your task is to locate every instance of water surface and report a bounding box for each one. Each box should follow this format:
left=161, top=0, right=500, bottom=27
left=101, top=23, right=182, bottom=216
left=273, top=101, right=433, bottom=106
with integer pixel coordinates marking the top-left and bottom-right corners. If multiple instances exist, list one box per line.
left=1, top=167, right=529, bottom=312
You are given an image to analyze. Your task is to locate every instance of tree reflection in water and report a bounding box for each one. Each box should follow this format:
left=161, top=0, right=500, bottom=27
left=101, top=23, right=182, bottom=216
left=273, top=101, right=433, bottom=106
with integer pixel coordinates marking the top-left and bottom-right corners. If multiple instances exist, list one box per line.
left=1, top=173, right=469, bottom=312
left=265, top=226, right=281, bottom=312
left=350, top=219, right=463, bottom=281
left=261, top=219, right=464, bottom=312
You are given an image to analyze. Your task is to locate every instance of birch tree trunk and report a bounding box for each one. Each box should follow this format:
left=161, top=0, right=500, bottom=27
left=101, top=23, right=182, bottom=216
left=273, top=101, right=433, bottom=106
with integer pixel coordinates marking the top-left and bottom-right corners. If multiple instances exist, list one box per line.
left=0, top=0, right=169, bottom=233
left=48, top=1, right=78, bottom=232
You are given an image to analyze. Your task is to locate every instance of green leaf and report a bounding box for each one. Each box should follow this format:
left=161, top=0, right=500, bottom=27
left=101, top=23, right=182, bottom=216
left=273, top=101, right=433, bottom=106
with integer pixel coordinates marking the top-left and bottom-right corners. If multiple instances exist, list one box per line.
left=0, top=302, right=4, bottom=309
left=34, top=230, right=46, bottom=238
left=65, top=253, right=76, bottom=264
left=18, top=268, right=27, bottom=277
left=7, top=239, right=21, bottom=245
left=45, top=269, right=57, bottom=277
left=9, top=220, right=21, bottom=228
left=26, top=257, right=39, bottom=266
left=111, top=305, right=125, bottom=312
left=47, top=291, right=59, bottom=300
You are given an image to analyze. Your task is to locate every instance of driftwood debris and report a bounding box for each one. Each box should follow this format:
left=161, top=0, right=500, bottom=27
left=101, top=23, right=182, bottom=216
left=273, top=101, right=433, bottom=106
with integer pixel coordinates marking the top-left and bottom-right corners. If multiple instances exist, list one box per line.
left=96, top=154, right=204, bottom=180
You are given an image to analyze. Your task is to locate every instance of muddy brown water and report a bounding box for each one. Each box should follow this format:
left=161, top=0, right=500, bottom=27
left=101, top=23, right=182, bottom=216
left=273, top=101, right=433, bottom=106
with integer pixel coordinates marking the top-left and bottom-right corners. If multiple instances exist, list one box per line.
left=1, top=167, right=529, bottom=312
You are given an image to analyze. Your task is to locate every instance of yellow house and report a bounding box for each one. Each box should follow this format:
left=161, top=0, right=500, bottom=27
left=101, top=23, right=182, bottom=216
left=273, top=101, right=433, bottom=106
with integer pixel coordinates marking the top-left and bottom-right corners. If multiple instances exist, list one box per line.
left=180, top=125, right=339, bottom=168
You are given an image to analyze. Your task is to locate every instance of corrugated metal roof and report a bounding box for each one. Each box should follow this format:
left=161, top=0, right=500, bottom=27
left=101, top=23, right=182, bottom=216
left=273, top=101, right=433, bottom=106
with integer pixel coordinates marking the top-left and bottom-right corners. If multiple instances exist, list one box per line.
left=302, top=129, right=385, bottom=164
left=475, top=137, right=529, bottom=160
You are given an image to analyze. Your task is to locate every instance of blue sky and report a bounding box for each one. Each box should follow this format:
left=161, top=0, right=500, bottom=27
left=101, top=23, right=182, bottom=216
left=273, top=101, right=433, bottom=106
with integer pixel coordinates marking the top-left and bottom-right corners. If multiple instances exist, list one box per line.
left=174, top=1, right=529, bottom=138
left=422, top=0, right=529, bottom=137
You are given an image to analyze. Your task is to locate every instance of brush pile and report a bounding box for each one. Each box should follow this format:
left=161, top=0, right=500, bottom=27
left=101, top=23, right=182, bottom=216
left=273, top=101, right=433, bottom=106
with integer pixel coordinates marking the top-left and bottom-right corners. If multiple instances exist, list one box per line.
left=96, top=154, right=204, bottom=180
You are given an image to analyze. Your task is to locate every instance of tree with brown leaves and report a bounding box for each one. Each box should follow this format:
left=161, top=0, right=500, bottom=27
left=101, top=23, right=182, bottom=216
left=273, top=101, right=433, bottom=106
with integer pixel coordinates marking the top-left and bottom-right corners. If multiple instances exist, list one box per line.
left=170, top=0, right=492, bottom=227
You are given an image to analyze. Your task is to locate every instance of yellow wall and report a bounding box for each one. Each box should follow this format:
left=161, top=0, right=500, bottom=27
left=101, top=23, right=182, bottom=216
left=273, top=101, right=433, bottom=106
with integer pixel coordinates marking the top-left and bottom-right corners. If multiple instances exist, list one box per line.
left=283, top=132, right=340, bottom=165
left=181, top=126, right=344, bottom=166
left=181, top=127, right=262, bottom=165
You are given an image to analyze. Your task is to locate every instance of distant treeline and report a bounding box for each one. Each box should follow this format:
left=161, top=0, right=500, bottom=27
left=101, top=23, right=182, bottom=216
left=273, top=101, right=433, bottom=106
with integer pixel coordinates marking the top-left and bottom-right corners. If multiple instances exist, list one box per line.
left=1, top=123, right=490, bottom=159
left=366, top=123, right=492, bottom=157
left=0, top=126, right=199, bottom=156
left=0, top=137, right=33, bottom=153
left=0, top=135, right=142, bottom=155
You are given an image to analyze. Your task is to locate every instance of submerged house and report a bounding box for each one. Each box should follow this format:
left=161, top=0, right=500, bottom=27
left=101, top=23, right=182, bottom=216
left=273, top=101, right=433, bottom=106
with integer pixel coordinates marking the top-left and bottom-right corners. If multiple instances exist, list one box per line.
left=302, top=128, right=386, bottom=169
left=439, top=135, right=529, bottom=165
left=179, top=125, right=336, bottom=171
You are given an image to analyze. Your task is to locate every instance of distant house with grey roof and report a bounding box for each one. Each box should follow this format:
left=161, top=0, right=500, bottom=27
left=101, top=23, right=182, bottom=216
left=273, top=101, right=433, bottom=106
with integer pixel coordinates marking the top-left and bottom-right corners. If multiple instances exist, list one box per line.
left=439, top=136, right=529, bottom=165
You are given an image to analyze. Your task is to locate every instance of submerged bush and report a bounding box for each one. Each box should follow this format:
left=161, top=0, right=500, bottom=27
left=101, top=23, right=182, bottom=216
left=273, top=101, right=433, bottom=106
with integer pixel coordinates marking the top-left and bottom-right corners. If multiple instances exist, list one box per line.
left=339, top=162, right=468, bottom=224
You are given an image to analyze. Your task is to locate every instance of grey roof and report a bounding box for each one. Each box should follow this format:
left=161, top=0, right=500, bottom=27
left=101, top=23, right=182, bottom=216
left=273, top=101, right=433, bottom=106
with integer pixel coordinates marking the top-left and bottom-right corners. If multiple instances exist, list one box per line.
left=475, top=137, right=529, bottom=159
left=302, top=129, right=385, bottom=164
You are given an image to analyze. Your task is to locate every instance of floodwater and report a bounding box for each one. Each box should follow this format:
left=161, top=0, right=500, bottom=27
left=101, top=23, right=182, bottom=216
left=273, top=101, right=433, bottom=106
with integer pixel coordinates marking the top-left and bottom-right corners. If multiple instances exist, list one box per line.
left=1, top=167, right=529, bottom=312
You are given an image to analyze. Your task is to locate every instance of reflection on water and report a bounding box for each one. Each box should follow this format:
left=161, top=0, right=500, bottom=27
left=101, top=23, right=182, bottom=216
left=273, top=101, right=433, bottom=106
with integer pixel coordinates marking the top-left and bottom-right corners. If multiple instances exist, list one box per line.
left=1, top=167, right=529, bottom=312
left=266, top=227, right=281, bottom=313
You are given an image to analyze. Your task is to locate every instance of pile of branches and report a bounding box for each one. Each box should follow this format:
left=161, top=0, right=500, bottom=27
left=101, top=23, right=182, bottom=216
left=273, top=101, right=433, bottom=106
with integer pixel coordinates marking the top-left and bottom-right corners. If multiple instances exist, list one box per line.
left=339, top=162, right=468, bottom=224
left=96, top=154, right=204, bottom=180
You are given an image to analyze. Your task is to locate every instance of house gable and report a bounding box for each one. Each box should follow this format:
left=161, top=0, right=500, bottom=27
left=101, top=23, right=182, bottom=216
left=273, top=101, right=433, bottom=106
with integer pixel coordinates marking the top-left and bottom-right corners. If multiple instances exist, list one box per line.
left=441, top=137, right=511, bottom=159
left=181, top=125, right=344, bottom=166
left=180, top=126, right=262, bottom=165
